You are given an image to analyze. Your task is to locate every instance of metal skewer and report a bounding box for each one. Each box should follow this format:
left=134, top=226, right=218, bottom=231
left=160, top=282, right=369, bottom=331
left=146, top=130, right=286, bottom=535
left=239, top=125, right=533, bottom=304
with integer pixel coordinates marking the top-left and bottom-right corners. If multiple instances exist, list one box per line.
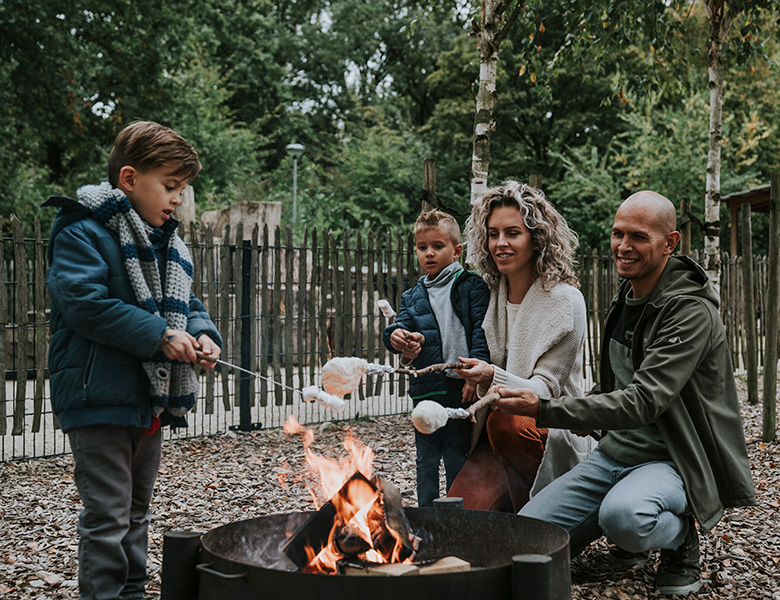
left=195, top=351, right=301, bottom=395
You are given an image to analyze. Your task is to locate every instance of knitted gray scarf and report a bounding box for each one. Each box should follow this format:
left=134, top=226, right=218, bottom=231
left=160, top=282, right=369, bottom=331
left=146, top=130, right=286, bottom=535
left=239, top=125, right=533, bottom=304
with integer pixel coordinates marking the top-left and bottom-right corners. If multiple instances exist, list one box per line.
left=76, top=182, right=199, bottom=424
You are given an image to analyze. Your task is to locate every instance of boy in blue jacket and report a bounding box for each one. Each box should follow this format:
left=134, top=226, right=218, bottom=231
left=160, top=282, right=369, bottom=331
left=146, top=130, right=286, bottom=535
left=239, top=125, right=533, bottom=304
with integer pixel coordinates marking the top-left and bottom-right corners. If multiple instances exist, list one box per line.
left=383, top=210, right=489, bottom=506
left=44, top=121, right=221, bottom=600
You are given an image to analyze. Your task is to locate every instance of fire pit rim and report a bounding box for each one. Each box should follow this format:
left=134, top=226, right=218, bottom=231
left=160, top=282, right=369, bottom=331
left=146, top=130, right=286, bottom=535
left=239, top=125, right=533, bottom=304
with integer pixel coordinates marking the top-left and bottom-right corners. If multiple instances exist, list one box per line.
left=198, top=507, right=570, bottom=574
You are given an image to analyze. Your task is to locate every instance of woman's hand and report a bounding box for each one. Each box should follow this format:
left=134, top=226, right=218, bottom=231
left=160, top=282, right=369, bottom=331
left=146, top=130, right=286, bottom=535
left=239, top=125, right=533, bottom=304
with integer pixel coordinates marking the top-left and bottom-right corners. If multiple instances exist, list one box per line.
left=454, top=357, right=494, bottom=387
left=487, top=384, right=540, bottom=419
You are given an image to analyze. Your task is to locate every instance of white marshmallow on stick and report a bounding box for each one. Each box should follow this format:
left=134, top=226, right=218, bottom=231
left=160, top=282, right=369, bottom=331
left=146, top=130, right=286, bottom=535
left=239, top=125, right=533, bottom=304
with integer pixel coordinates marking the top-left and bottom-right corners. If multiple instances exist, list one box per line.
left=410, top=393, right=499, bottom=434
left=377, top=299, right=396, bottom=320
left=321, top=357, right=369, bottom=397
left=301, top=385, right=346, bottom=412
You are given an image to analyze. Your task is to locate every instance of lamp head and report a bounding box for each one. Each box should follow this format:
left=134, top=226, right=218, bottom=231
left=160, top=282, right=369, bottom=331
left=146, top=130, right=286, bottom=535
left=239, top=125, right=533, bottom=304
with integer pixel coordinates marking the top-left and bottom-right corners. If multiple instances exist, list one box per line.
left=285, top=143, right=305, bottom=159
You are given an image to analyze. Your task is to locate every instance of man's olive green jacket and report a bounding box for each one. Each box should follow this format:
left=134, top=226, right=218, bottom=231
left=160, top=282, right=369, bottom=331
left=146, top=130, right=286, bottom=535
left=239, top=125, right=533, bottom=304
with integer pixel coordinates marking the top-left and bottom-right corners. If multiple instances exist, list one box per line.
left=538, top=255, right=756, bottom=532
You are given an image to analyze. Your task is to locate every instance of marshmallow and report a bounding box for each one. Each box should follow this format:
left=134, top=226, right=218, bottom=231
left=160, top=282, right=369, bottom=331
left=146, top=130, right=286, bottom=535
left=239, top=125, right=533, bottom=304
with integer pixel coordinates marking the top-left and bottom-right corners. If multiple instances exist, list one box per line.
left=301, top=386, right=320, bottom=402
left=321, top=357, right=368, bottom=397
left=411, top=400, right=449, bottom=434
left=316, top=391, right=346, bottom=412
left=377, top=299, right=396, bottom=320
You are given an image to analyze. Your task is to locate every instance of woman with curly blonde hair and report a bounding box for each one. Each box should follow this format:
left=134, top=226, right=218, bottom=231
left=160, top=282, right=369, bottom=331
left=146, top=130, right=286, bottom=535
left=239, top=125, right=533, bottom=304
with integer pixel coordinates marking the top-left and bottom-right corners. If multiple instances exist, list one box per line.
left=448, top=181, right=593, bottom=512
left=465, top=181, right=580, bottom=290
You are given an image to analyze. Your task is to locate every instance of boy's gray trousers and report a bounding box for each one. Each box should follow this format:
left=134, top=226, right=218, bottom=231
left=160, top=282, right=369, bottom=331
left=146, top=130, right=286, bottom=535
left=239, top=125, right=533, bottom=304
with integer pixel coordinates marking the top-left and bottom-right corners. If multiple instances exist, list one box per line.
left=68, top=425, right=162, bottom=600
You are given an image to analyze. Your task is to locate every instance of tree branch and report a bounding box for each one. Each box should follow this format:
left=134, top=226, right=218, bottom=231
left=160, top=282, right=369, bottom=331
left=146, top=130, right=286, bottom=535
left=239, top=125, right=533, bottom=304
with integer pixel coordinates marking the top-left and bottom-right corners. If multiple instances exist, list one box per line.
left=495, top=0, right=526, bottom=47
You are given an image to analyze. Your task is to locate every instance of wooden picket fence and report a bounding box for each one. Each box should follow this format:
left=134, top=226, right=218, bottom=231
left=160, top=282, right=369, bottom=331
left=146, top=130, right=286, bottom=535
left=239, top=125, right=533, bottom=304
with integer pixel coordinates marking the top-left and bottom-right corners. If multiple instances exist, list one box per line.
left=0, top=215, right=772, bottom=460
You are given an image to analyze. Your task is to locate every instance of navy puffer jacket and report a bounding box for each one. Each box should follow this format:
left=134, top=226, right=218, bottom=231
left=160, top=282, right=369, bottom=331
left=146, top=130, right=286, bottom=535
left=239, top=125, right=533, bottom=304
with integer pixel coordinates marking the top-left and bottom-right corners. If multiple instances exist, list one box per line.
left=383, top=269, right=490, bottom=403
left=44, top=196, right=222, bottom=432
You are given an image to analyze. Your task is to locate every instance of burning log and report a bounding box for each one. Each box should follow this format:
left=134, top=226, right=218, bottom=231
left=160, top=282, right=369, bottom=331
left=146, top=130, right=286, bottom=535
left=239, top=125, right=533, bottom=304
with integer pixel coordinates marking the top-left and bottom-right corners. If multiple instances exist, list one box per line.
left=281, top=471, right=419, bottom=573
left=339, top=556, right=471, bottom=577
left=335, top=523, right=372, bottom=556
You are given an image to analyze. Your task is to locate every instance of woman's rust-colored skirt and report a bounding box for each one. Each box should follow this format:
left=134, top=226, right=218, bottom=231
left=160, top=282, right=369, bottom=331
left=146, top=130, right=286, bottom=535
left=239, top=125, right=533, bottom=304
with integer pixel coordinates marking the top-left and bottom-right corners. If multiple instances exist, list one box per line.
left=447, top=410, right=547, bottom=513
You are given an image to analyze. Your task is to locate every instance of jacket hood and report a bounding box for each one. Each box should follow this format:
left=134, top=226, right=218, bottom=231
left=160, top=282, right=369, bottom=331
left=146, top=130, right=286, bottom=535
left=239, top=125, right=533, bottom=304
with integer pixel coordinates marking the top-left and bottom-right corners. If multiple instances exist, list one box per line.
left=43, top=194, right=180, bottom=261
left=618, top=255, right=719, bottom=310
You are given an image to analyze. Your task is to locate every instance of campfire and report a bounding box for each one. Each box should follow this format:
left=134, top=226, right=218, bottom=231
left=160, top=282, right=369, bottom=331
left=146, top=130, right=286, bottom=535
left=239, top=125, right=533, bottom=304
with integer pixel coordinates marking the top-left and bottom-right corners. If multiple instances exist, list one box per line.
left=280, top=415, right=423, bottom=574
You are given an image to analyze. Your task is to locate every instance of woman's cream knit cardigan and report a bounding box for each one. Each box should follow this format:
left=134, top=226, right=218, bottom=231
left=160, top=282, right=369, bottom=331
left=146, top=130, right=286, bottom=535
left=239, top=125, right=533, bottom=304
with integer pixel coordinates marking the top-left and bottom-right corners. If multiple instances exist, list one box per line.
left=474, top=275, right=594, bottom=497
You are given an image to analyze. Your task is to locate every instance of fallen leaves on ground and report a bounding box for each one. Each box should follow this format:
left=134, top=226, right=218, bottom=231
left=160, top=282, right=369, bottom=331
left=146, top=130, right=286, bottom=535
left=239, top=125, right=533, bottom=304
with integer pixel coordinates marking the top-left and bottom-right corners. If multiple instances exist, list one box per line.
left=1, top=386, right=778, bottom=599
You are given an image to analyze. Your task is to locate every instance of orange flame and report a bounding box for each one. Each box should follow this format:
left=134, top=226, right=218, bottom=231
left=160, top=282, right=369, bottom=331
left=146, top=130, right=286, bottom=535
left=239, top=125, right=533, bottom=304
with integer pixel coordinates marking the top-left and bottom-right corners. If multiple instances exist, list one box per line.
left=283, top=415, right=412, bottom=573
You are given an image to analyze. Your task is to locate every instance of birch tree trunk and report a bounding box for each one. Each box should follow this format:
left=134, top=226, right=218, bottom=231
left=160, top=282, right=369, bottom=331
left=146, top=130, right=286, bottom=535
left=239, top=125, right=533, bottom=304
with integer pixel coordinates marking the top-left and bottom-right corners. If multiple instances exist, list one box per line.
left=702, top=1, right=728, bottom=290
left=470, top=0, right=501, bottom=205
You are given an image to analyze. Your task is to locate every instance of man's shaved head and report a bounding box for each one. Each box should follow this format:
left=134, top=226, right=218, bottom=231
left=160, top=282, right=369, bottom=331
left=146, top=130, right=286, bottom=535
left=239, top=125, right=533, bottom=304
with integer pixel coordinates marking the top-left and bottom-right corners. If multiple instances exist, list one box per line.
left=611, top=190, right=681, bottom=297
left=620, top=190, right=677, bottom=235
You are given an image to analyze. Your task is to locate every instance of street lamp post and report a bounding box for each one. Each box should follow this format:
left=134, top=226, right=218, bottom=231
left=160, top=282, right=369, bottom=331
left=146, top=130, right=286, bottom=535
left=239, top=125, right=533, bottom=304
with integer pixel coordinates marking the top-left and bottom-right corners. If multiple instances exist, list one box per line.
left=285, top=143, right=305, bottom=223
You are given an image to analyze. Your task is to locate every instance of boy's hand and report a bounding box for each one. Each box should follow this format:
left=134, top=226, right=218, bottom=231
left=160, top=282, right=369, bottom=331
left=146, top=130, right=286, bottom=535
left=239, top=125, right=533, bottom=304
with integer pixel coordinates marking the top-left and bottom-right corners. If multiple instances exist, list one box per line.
left=196, top=334, right=221, bottom=370
left=462, top=381, right=477, bottom=404
left=389, top=329, right=424, bottom=360
left=159, top=329, right=200, bottom=364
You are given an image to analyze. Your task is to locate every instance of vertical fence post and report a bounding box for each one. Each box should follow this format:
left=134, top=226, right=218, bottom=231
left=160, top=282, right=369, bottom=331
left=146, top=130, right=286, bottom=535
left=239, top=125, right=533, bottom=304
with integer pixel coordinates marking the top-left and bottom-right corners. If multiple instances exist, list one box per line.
left=235, top=238, right=260, bottom=431
left=284, top=226, right=295, bottom=405
left=11, top=215, right=28, bottom=435
left=762, top=172, right=779, bottom=442
left=0, top=217, right=6, bottom=436
left=218, top=225, right=233, bottom=408
left=259, top=223, right=270, bottom=407
left=740, top=204, right=758, bottom=405
left=32, top=217, right=46, bottom=432
left=680, top=197, right=692, bottom=256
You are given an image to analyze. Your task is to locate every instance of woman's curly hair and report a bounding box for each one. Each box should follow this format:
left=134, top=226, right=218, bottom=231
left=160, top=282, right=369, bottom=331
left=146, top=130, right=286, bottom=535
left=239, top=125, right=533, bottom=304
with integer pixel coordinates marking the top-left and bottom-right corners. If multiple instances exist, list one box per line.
left=465, top=181, right=580, bottom=290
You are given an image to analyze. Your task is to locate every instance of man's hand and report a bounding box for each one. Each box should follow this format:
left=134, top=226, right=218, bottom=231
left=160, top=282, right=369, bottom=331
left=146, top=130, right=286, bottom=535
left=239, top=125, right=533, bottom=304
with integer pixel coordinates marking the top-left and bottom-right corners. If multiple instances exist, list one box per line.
left=159, top=329, right=200, bottom=364
left=488, top=385, right=541, bottom=420
left=195, top=334, right=221, bottom=370
left=389, top=329, right=424, bottom=360
left=454, top=357, right=494, bottom=387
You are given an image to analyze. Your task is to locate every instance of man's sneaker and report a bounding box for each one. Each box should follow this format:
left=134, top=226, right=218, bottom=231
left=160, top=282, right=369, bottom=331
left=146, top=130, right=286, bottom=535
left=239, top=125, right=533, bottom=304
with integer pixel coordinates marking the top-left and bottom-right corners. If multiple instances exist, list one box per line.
left=655, top=516, right=704, bottom=596
left=607, top=546, right=651, bottom=567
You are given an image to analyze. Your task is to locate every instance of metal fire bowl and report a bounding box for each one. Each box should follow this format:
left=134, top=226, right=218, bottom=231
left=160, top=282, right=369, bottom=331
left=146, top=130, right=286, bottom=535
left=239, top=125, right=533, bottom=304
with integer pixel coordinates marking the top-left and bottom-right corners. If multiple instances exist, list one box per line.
left=197, top=508, right=570, bottom=600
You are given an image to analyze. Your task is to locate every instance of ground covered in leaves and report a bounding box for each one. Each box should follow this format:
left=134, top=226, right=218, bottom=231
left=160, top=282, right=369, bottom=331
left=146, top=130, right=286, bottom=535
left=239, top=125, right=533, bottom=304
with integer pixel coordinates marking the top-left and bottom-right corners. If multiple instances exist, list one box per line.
left=2, top=389, right=779, bottom=599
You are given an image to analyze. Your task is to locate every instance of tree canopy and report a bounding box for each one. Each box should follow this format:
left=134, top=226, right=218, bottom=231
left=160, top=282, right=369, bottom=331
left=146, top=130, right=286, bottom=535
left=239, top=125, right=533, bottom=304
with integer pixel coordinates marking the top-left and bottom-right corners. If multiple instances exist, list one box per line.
left=1, top=0, right=778, bottom=251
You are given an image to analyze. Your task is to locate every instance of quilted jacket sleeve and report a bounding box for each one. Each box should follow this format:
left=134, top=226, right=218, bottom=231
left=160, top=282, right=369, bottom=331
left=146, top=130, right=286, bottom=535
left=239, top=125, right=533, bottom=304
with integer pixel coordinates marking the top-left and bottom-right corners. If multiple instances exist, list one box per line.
left=47, top=221, right=168, bottom=359
left=466, top=275, right=491, bottom=361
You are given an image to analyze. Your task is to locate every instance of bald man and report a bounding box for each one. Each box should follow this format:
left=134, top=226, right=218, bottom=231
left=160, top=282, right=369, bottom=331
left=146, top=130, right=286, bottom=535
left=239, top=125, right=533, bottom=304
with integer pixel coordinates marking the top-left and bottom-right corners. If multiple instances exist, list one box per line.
left=490, top=191, right=755, bottom=596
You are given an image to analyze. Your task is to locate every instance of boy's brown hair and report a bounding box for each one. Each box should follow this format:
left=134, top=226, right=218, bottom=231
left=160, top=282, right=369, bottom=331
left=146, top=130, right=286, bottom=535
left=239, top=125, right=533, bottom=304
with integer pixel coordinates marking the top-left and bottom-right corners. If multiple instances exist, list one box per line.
left=414, top=209, right=461, bottom=246
left=107, top=121, right=202, bottom=187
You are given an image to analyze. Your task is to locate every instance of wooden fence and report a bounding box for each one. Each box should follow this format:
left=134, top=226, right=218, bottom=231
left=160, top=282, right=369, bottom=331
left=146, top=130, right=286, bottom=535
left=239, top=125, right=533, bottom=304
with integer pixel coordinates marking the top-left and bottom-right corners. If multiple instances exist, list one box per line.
left=0, top=215, right=772, bottom=460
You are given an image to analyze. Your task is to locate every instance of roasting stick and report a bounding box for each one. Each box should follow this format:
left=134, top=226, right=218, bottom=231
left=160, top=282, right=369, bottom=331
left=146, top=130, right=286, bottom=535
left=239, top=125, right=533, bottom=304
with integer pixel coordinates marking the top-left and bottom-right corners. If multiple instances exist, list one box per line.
left=195, top=351, right=347, bottom=411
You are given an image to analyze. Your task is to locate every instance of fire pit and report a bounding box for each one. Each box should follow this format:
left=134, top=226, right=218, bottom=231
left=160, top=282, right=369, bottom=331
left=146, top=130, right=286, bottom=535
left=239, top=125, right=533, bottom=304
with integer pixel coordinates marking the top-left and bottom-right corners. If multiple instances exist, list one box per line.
left=161, top=416, right=571, bottom=599
left=161, top=506, right=570, bottom=600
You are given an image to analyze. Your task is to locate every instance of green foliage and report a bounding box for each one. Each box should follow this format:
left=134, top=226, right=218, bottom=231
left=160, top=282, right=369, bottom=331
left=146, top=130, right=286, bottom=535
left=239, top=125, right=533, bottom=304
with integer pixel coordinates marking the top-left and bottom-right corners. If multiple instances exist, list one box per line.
left=1, top=0, right=780, bottom=250
left=548, top=143, right=628, bottom=249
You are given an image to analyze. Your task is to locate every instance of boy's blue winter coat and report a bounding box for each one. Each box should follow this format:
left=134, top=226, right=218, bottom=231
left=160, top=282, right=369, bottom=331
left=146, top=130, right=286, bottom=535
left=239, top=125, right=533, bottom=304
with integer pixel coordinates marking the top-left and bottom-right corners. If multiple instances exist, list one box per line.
left=44, top=196, right=221, bottom=432
left=383, top=270, right=490, bottom=402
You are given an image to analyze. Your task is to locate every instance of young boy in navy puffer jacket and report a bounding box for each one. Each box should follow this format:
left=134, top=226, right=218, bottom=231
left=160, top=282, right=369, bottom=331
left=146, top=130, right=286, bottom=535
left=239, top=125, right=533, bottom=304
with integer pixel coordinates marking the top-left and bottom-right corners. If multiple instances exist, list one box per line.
left=383, top=210, right=489, bottom=507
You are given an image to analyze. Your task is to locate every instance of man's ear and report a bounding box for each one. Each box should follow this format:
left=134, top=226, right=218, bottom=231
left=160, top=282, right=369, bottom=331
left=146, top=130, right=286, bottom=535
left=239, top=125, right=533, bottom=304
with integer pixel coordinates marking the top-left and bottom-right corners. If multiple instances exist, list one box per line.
left=117, top=166, right=137, bottom=192
left=665, top=230, right=682, bottom=255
